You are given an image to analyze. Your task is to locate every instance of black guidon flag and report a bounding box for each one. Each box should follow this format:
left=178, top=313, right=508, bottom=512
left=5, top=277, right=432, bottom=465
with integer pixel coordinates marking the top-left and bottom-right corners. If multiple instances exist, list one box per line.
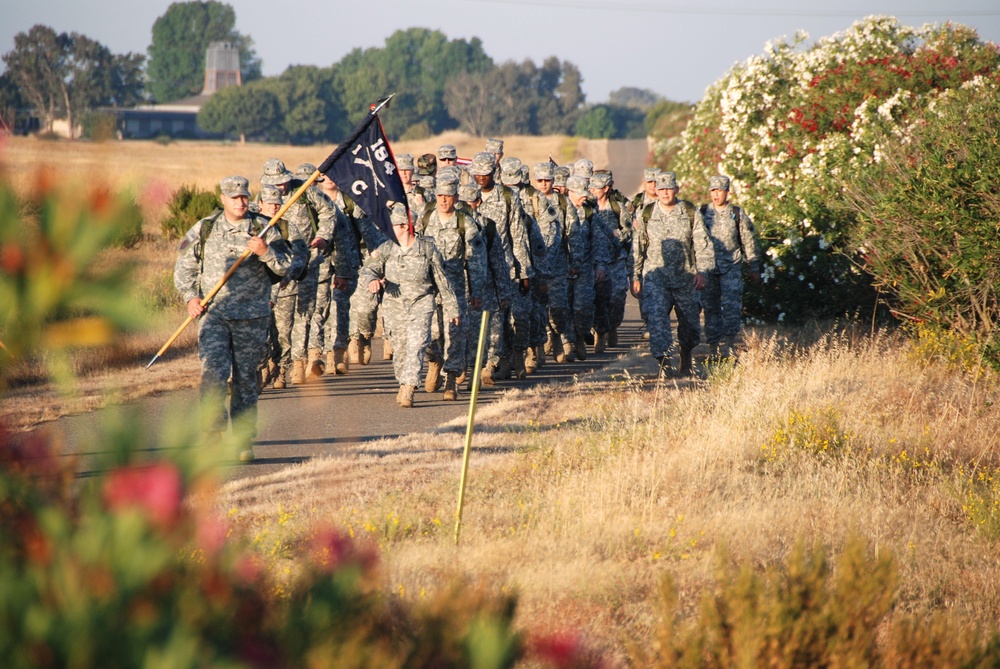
left=318, top=108, right=408, bottom=244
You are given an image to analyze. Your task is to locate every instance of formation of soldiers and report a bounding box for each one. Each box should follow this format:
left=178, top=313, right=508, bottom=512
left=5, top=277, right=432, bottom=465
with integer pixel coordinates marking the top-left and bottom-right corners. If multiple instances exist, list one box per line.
left=174, top=138, right=761, bottom=457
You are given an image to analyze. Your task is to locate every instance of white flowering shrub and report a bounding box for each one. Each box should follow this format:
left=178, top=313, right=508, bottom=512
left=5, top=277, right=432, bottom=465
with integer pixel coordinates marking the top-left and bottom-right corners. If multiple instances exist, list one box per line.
left=674, top=17, right=1000, bottom=322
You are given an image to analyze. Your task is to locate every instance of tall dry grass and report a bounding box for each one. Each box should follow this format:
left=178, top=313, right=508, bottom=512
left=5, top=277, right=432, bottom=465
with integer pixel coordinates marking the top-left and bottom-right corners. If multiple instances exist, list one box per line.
left=220, top=330, right=1000, bottom=662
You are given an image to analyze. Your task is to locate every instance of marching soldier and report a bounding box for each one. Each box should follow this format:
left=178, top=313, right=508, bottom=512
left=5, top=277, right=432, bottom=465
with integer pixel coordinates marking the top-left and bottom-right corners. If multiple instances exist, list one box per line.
left=589, top=171, right=633, bottom=351
left=565, top=175, right=612, bottom=361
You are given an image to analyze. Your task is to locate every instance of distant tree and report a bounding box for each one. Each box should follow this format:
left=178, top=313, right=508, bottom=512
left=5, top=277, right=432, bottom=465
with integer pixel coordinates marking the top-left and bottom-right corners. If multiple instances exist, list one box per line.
left=2, top=25, right=67, bottom=132
left=146, top=1, right=261, bottom=103
left=608, top=86, right=662, bottom=111
left=444, top=70, right=496, bottom=137
left=197, top=81, right=278, bottom=143
left=255, top=65, right=344, bottom=145
left=574, top=106, right=617, bottom=138
left=0, top=72, right=25, bottom=132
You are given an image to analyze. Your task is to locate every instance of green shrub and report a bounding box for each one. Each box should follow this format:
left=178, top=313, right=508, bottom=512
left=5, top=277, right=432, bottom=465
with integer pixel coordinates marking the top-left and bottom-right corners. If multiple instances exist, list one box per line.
left=161, top=184, right=221, bottom=240
left=153, top=134, right=173, bottom=145
left=80, top=112, right=118, bottom=142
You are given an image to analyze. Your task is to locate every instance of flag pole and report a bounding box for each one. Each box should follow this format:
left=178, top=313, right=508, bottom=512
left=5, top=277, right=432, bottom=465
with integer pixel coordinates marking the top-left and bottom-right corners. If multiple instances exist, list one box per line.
left=146, top=94, right=396, bottom=370
left=454, top=309, right=491, bottom=546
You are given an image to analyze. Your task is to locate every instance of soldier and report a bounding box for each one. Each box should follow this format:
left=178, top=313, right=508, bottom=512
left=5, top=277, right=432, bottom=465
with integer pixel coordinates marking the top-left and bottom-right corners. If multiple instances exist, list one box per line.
left=438, top=144, right=458, bottom=169
left=485, top=137, right=504, bottom=181
left=361, top=204, right=460, bottom=408
left=522, top=162, right=577, bottom=365
left=174, top=176, right=293, bottom=460
left=553, top=165, right=571, bottom=196
left=398, top=153, right=430, bottom=215
left=419, top=180, right=488, bottom=400
left=500, top=157, right=523, bottom=193
left=565, top=175, right=611, bottom=361
left=417, top=153, right=437, bottom=178
left=632, top=168, right=660, bottom=212
left=700, top=174, right=762, bottom=358
left=469, top=151, right=534, bottom=382
left=573, top=158, right=594, bottom=179
left=631, top=172, right=716, bottom=377
left=589, top=171, right=633, bottom=352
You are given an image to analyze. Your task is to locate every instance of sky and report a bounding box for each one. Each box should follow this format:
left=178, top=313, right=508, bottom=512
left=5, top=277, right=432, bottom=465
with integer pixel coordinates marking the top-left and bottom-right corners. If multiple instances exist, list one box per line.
left=4, top=0, right=1000, bottom=104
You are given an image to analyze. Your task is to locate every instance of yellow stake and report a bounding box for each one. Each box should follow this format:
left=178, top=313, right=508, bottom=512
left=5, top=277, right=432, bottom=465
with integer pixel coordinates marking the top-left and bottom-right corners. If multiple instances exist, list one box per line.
left=454, top=309, right=491, bottom=546
left=145, top=171, right=321, bottom=369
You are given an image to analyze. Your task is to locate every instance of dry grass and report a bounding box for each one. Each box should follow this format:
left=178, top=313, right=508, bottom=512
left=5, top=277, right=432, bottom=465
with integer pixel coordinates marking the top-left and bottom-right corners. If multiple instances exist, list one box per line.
left=219, top=331, right=1000, bottom=662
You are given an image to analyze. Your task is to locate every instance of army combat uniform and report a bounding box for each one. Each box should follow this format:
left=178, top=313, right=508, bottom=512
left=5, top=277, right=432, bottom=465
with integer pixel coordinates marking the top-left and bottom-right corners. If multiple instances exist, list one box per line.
left=589, top=171, right=634, bottom=349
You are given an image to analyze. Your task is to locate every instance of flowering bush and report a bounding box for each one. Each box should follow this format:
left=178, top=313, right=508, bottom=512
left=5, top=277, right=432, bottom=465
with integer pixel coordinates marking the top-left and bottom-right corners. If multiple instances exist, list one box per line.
left=674, top=16, right=1000, bottom=322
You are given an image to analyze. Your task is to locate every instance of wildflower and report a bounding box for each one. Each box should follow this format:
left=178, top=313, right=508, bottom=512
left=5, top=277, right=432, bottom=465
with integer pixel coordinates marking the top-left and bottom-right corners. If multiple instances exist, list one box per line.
left=103, top=462, right=183, bottom=528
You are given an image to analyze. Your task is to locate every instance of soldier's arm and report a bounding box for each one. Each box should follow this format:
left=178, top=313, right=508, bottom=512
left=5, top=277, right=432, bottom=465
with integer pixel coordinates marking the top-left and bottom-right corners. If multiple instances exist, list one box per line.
left=259, top=218, right=295, bottom=277
left=508, top=192, right=534, bottom=280
left=430, top=243, right=461, bottom=323
left=465, top=226, right=489, bottom=306
left=308, top=188, right=338, bottom=243
left=173, top=221, right=204, bottom=304
left=691, top=209, right=717, bottom=275
left=359, top=240, right=390, bottom=288
left=356, top=208, right=388, bottom=250
left=739, top=208, right=762, bottom=272
left=566, top=206, right=586, bottom=274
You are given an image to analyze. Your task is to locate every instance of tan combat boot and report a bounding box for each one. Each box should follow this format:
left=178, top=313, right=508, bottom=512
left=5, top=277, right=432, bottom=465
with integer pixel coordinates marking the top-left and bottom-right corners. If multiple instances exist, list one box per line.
left=382, top=337, right=394, bottom=361
left=544, top=331, right=556, bottom=356
left=574, top=331, right=588, bottom=361
left=307, top=348, right=324, bottom=379
left=443, top=372, right=459, bottom=401
left=425, top=358, right=442, bottom=393
left=347, top=337, right=361, bottom=364
left=562, top=340, right=576, bottom=363
left=290, top=359, right=306, bottom=385
left=480, top=362, right=496, bottom=387
left=524, top=347, right=538, bottom=374
left=399, top=384, right=415, bottom=408
left=595, top=332, right=608, bottom=354
left=273, top=366, right=287, bottom=389
left=359, top=335, right=372, bottom=365
left=456, top=369, right=467, bottom=385
left=553, top=334, right=566, bottom=363
left=332, top=347, right=349, bottom=374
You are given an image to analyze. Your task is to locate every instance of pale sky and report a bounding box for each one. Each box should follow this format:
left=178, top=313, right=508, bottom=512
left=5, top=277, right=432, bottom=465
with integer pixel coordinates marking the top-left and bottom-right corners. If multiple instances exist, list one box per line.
left=4, top=0, right=999, bottom=104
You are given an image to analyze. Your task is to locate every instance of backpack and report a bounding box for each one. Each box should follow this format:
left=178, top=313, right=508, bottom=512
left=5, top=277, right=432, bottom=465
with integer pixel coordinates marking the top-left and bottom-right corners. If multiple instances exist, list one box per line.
left=198, top=209, right=290, bottom=284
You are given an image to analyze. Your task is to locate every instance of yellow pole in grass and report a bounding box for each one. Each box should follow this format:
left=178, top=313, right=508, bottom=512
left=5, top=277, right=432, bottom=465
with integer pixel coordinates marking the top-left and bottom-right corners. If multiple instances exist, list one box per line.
left=454, top=309, right=491, bottom=546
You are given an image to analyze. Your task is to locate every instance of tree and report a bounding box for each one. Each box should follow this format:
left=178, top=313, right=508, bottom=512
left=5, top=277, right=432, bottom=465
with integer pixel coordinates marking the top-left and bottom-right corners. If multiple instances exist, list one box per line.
left=574, top=106, right=617, bottom=138
left=146, top=1, right=261, bottom=103
left=2, top=25, right=67, bottom=132
left=444, top=70, right=497, bottom=137
left=255, top=65, right=346, bottom=145
left=609, top=86, right=662, bottom=111
left=0, top=72, right=25, bottom=133
left=197, top=81, right=278, bottom=142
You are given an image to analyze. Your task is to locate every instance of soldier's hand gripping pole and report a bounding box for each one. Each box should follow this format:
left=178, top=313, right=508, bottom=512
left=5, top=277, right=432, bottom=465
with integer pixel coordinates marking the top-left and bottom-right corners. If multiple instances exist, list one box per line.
left=145, top=172, right=322, bottom=370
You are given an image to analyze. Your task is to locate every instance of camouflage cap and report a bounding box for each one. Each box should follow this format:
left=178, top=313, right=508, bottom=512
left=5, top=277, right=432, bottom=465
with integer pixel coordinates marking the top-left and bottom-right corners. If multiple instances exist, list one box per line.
left=437, top=165, right=461, bottom=184
left=469, top=151, right=496, bottom=176
left=566, top=175, right=590, bottom=194
left=294, top=163, right=318, bottom=181
left=573, top=158, right=594, bottom=178
left=416, top=153, right=437, bottom=176
left=643, top=167, right=661, bottom=182
left=485, top=138, right=504, bottom=155
left=459, top=184, right=481, bottom=203
left=590, top=171, right=612, bottom=189
left=500, top=157, right=522, bottom=185
left=259, top=183, right=283, bottom=205
left=397, top=153, right=415, bottom=171
left=519, top=165, right=530, bottom=184
left=260, top=158, right=292, bottom=185
left=389, top=202, right=408, bottom=228
left=534, top=162, right=554, bottom=180
left=709, top=174, right=731, bottom=191
left=553, top=165, right=571, bottom=187
left=419, top=175, right=436, bottom=190
left=220, top=175, right=251, bottom=198
left=435, top=180, right=459, bottom=196
left=437, top=144, right=458, bottom=160
left=656, top=172, right=678, bottom=190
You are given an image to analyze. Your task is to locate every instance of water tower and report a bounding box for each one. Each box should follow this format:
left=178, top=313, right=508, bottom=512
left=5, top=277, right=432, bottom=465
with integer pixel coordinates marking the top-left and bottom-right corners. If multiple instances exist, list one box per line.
left=202, top=42, right=241, bottom=95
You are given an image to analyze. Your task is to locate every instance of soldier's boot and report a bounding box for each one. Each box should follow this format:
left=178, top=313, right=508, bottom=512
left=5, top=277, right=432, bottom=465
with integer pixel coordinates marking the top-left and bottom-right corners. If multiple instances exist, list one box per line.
left=574, top=330, right=588, bottom=361
left=553, top=334, right=566, bottom=363
left=399, top=384, right=415, bottom=408
left=307, top=348, right=324, bottom=379
left=383, top=337, right=394, bottom=361
left=544, top=331, right=556, bottom=356
left=609, top=327, right=618, bottom=348
left=425, top=358, right=442, bottom=393
left=290, top=359, right=306, bottom=385
left=396, top=385, right=404, bottom=405
left=273, top=366, right=287, bottom=390
left=347, top=337, right=361, bottom=364
left=656, top=355, right=673, bottom=379
left=642, top=330, right=651, bottom=341
left=512, top=349, right=527, bottom=379
left=524, top=346, right=538, bottom=374
left=456, top=369, right=468, bottom=386
left=359, top=335, right=372, bottom=365
left=595, top=333, right=608, bottom=354
left=725, top=334, right=740, bottom=359
left=562, top=340, right=577, bottom=364
left=679, top=347, right=693, bottom=377
left=238, top=446, right=255, bottom=463
left=443, top=373, right=459, bottom=401
left=534, top=345, right=546, bottom=370
left=494, top=355, right=512, bottom=380
left=332, top=348, right=349, bottom=374
left=481, top=362, right=496, bottom=387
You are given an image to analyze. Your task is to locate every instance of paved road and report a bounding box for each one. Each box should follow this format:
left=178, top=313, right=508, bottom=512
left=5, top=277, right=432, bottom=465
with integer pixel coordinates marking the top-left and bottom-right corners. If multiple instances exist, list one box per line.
left=51, top=300, right=647, bottom=481
left=607, top=138, right=650, bottom=196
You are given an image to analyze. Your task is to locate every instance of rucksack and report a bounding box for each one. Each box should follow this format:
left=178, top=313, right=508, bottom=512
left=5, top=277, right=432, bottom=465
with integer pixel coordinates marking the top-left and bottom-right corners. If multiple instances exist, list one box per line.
left=636, top=200, right=697, bottom=265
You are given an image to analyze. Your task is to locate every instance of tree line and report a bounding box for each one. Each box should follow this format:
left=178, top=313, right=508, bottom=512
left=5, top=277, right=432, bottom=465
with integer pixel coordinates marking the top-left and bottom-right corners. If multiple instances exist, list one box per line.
left=1, top=1, right=686, bottom=142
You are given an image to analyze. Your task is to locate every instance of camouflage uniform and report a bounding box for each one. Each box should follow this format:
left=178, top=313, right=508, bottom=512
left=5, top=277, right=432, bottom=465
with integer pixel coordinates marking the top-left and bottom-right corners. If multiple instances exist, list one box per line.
left=633, top=173, right=716, bottom=362
left=174, top=176, right=293, bottom=435
left=590, top=172, right=634, bottom=339
left=700, top=175, right=761, bottom=351
left=336, top=191, right=387, bottom=355
left=360, top=220, right=459, bottom=390
left=566, top=176, right=612, bottom=350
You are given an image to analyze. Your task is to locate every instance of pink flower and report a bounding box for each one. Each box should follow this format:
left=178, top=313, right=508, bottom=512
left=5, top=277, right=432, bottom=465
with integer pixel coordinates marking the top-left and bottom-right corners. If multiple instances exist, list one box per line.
left=528, top=631, right=607, bottom=669
left=103, top=462, right=183, bottom=528
left=310, top=525, right=353, bottom=572
left=196, top=514, right=229, bottom=557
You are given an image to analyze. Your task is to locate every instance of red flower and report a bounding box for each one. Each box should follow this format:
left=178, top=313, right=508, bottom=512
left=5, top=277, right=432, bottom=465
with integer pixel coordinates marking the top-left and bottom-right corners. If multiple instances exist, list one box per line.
left=196, top=514, right=229, bottom=557
left=103, top=462, right=183, bottom=528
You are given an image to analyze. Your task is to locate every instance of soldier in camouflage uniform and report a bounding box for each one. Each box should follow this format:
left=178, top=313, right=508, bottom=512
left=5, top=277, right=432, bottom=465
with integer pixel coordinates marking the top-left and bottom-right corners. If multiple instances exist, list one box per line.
left=700, top=174, right=761, bottom=358
left=485, top=138, right=504, bottom=181
left=361, top=204, right=460, bottom=408
left=631, top=172, right=716, bottom=376
left=632, top=168, right=661, bottom=340
left=469, top=151, right=534, bottom=382
left=174, top=176, right=293, bottom=460
left=553, top=165, right=571, bottom=196
left=419, top=180, right=488, bottom=400
left=398, top=153, right=431, bottom=218
left=589, top=171, right=633, bottom=351
left=565, top=175, right=612, bottom=361
left=438, top=144, right=459, bottom=170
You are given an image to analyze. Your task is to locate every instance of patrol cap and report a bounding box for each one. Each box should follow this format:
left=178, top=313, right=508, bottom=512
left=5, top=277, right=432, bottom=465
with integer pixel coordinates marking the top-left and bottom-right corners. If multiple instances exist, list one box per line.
left=573, top=158, right=594, bottom=178
left=485, top=138, right=504, bottom=155
left=437, top=165, right=461, bottom=184
left=437, top=144, right=458, bottom=160
left=553, top=165, right=571, bottom=187
left=260, top=158, right=292, bottom=185
left=435, top=180, right=459, bottom=196
left=500, top=157, right=522, bottom=185
left=397, top=153, right=415, bottom=171
left=566, top=175, right=590, bottom=195
left=709, top=174, right=731, bottom=191
left=656, top=172, right=678, bottom=190
left=259, top=183, right=283, bottom=204
left=469, top=151, right=496, bottom=176
left=459, top=184, right=481, bottom=203
left=389, top=202, right=408, bottom=228
left=220, top=175, right=251, bottom=198
left=419, top=175, right=436, bottom=189
left=643, top=167, right=661, bottom=182
left=590, top=171, right=612, bottom=189
left=534, top=162, right=554, bottom=180
left=519, top=165, right=530, bottom=184
left=417, top=153, right=437, bottom=176
left=294, top=163, right=318, bottom=182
